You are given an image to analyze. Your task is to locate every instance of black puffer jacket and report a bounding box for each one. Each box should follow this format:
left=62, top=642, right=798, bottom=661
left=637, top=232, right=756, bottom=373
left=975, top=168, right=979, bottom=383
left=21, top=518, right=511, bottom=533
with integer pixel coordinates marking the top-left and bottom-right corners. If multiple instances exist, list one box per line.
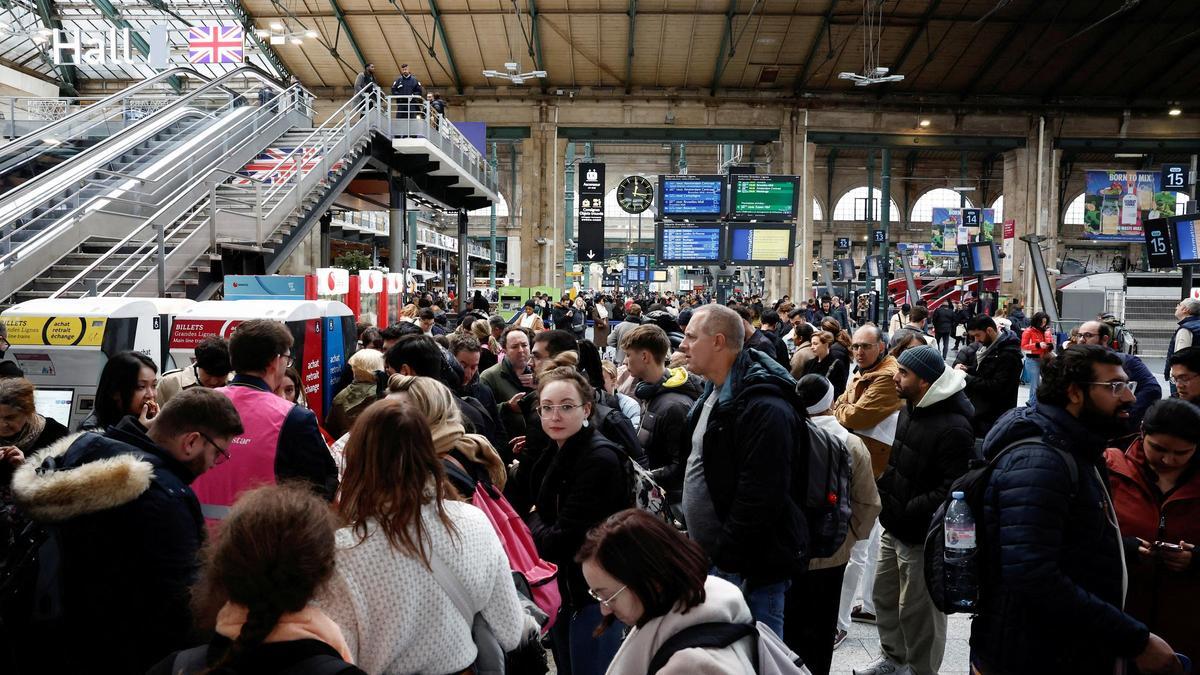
left=526, top=425, right=631, bottom=610
left=932, top=304, right=956, bottom=335
left=962, top=329, right=1023, bottom=438
left=876, top=368, right=974, bottom=546
left=634, top=367, right=704, bottom=495
left=683, top=349, right=808, bottom=584
left=971, top=405, right=1150, bottom=675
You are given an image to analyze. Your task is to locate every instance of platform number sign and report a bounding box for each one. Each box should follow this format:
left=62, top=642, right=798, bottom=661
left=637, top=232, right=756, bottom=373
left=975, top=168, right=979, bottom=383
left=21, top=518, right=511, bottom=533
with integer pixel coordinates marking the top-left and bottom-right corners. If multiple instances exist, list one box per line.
left=836, top=237, right=850, bottom=249
left=1163, top=164, right=1189, bottom=191
left=1142, top=217, right=1175, bottom=269
left=872, top=229, right=886, bottom=244
left=962, top=209, right=982, bottom=228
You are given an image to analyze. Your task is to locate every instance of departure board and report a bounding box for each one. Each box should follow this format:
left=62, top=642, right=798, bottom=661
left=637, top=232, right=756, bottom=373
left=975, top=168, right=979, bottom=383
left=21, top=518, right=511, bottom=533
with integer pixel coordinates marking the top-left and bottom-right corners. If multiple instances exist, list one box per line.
left=727, top=224, right=795, bottom=266
left=657, top=223, right=724, bottom=263
left=729, top=175, right=798, bottom=220
left=658, top=175, right=725, bottom=219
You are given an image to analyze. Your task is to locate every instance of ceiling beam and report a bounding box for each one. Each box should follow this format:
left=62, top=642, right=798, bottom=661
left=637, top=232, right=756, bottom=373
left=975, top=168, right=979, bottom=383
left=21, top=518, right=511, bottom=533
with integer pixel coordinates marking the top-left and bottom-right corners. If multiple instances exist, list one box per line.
left=960, top=2, right=1038, bottom=97
left=33, top=0, right=77, bottom=94
left=794, top=0, right=836, bottom=93
left=1041, top=1, right=1148, bottom=100
left=426, top=0, right=464, bottom=94
left=219, top=0, right=290, bottom=79
left=889, top=0, right=944, bottom=75
left=526, top=0, right=546, bottom=92
left=326, top=0, right=369, bottom=71
left=710, top=0, right=736, bottom=96
left=1121, top=4, right=1200, bottom=100
left=624, top=0, right=636, bottom=95
left=0, top=55, right=66, bottom=88
left=89, top=0, right=184, bottom=92
left=808, top=131, right=1025, bottom=152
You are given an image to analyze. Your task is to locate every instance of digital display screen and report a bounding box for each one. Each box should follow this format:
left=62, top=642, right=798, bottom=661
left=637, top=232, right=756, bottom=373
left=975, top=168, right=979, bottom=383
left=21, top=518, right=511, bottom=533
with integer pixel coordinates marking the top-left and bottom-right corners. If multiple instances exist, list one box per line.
left=657, top=223, right=723, bottom=263
left=730, top=175, right=798, bottom=220
left=727, top=225, right=795, bottom=266
left=835, top=259, right=855, bottom=280
left=1174, top=218, right=1200, bottom=264
left=965, top=242, right=999, bottom=274
left=658, top=175, right=725, bottom=218
left=651, top=270, right=668, bottom=282
left=1142, top=218, right=1175, bottom=269
left=626, top=254, right=648, bottom=268
left=34, top=388, right=74, bottom=428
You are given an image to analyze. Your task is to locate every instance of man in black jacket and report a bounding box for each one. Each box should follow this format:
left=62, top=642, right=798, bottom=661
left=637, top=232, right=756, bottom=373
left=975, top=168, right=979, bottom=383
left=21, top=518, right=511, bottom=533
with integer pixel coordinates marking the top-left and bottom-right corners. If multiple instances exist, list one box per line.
left=679, top=304, right=807, bottom=639
left=390, top=63, right=423, bottom=118
left=733, top=304, right=790, bottom=369
left=858, top=346, right=974, bottom=675
left=11, top=388, right=243, bottom=674
left=956, top=314, right=1022, bottom=441
left=931, top=301, right=956, bottom=357
left=972, top=345, right=1180, bottom=675
left=620, top=323, right=703, bottom=497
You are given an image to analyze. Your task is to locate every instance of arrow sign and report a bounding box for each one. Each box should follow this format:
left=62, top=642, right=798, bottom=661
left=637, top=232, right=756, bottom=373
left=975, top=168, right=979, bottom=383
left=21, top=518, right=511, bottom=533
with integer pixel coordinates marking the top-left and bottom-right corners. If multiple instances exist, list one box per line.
left=586, top=250, right=596, bottom=259
left=578, top=162, right=606, bottom=266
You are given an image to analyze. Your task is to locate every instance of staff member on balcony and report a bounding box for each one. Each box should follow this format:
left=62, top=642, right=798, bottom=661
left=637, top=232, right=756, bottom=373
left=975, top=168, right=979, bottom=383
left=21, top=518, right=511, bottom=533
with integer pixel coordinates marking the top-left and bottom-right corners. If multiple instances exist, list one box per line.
left=391, top=64, right=424, bottom=119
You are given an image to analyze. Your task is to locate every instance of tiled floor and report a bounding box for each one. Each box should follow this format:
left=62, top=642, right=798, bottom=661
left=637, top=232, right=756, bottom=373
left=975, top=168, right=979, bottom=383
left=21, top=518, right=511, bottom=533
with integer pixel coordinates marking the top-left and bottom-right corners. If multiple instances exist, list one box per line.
left=830, top=608, right=973, bottom=675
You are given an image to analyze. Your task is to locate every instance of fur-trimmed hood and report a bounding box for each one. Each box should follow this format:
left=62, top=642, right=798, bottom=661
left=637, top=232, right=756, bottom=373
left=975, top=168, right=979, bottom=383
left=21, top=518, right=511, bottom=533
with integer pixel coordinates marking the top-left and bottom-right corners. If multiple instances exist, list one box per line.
left=11, top=426, right=167, bottom=523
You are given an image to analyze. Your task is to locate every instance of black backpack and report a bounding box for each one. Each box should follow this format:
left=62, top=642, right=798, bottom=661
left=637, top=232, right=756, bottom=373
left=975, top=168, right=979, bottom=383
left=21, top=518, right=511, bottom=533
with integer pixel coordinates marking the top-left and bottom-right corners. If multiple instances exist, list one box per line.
left=796, top=420, right=854, bottom=560
left=923, top=436, right=1078, bottom=614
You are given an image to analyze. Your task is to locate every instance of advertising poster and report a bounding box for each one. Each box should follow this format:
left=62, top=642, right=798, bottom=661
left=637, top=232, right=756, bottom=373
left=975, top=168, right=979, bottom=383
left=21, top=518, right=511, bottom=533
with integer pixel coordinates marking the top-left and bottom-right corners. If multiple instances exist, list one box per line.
left=931, top=208, right=996, bottom=250
left=896, top=243, right=935, bottom=269
left=1002, top=220, right=1015, bottom=283
left=1083, top=170, right=1173, bottom=242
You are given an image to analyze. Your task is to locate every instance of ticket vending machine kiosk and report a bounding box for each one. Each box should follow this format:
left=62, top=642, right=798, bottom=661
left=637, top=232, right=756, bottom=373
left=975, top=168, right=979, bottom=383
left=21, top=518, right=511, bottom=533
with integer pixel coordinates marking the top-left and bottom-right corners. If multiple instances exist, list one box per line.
left=167, top=300, right=353, bottom=421
left=312, top=300, right=356, bottom=416
left=0, top=297, right=196, bottom=430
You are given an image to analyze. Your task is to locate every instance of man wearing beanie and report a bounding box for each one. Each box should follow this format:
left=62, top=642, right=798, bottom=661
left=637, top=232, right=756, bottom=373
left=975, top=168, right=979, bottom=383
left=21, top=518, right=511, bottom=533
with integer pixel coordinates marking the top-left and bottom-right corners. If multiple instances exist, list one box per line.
left=855, top=345, right=974, bottom=675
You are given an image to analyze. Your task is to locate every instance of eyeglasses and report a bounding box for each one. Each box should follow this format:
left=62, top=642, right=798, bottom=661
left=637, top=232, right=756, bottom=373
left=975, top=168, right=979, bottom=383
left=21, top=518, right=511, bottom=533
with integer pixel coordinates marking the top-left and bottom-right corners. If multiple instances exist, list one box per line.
left=1076, top=332, right=1099, bottom=340
left=279, top=352, right=294, bottom=367
left=850, top=343, right=880, bottom=351
left=535, top=403, right=583, bottom=417
left=199, top=432, right=231, bottom=465
left=1087, top=381, right=1137, bottom=396
left=587, top=585, right=627, bottom=608
left=1170, top=373, right=1198, bottom=386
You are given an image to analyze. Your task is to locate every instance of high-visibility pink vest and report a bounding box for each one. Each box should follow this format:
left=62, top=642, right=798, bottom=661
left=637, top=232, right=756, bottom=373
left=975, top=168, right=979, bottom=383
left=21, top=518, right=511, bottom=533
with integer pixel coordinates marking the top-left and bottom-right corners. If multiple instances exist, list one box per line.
left=191, top=382, right=293, bottom=522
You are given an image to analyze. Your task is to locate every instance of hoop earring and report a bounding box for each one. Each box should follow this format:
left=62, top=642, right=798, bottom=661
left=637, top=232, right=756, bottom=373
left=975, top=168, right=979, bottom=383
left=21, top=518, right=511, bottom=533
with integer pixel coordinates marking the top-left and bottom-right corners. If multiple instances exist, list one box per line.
left=582, top=418, right=590, bottom=428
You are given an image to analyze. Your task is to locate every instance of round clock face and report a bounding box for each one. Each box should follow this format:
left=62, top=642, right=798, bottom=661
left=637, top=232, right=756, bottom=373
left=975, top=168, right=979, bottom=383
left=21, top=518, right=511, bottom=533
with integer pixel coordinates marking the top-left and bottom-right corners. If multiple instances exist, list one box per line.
left=617, top=175, right=654, bottom=214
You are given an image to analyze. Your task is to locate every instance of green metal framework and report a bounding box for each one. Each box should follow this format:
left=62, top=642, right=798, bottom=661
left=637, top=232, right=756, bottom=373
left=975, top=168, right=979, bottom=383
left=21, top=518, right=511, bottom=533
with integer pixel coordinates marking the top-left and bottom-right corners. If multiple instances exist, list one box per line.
left=560, top=126, right=778, bottom=143
left=709, top=0, right=736, bottom=96
left=33, top=0, right=77, bottom=94
left=525, top=0, right=546, bottom=92
left=808, top=131, right=1025, bottom=151
left=221, top=0, right=291, bottom=79
left=624, top=0, right=636, bottom=94
left=426, top=0, right=463, bottom=94
left=794, top=0, right=836, bottom=93
left=326, top=0, right=369, bottom=70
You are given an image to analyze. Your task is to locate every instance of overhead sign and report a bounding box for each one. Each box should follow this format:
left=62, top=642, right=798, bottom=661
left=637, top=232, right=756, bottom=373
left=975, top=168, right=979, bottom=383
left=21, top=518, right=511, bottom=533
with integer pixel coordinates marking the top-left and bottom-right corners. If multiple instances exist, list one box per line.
left=578, top=162, right=606, bottom=264
left=727, top=224, right=794, bottom=266
left=52, top=27, right=135, bottom=66
left=316, top=268, right=350, bottom=294
left=359, top=269, right=383, bottom=294
left=835, top=237, right=850, bottom=249
left=729, top=174, right=799, bottom=221
left=872, top=229, right=886, bottom=244
left=187, top=25, right=245, bottom=64
left=658, top=175, right=725, bottom=219
left=657, top=223, right=723, bottom=264
left=1163, top=163, right=1189, bottom=191
left=224, top=275, right=305, bottom=300
left=1142, top=217, right=1175, bottom=269
left=0, top=316, right=106, bottom=347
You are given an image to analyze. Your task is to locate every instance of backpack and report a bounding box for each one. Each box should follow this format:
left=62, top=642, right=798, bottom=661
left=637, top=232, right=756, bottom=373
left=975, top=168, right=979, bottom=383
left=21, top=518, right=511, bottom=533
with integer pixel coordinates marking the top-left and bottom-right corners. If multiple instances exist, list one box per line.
left=170, top=645, right=350, bottom=674
left=923, top=436, right=1078, bottom=614
left=646, top=621, right=812, bottom=675
left=795, top=419, right=854, bottom=560
left=441, top=458, right=562, bottom=631
left=590, top=401, right=674, bottom=526
left=0, top=518, right=64, bottom=631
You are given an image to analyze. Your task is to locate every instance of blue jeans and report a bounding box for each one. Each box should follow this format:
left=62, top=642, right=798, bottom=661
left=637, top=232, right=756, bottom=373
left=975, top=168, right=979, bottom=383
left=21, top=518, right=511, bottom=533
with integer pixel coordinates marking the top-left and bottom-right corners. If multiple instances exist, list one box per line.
left=1023, top=357, right=1041, bottom=404
left=549, top=603, right=624, bottom=675
left=712, top=568, right=790, bottom=639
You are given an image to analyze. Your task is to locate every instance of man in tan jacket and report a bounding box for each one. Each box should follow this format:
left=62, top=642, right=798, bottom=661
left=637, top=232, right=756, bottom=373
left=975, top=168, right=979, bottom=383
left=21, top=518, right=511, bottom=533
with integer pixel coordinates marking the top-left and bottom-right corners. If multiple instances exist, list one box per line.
left=833, top=324, right=903, bottom=477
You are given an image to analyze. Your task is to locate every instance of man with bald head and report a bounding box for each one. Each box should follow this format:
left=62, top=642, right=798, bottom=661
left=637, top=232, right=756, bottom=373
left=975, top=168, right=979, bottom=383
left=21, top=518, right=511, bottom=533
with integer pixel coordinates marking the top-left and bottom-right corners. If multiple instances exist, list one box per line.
left=1076, top=318, right=1161, bottom=430
left=678, top=304, right=807, bottom=639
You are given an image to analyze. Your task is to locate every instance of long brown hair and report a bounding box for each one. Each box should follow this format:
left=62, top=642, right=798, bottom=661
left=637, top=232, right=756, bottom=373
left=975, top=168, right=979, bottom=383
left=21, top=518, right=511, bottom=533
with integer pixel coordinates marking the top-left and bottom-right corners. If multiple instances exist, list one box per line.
left=192, top=485, right=337, bottom=672
left=337, top=398, right=456, bottom=566
left=820, top=318, right=852, bottom=348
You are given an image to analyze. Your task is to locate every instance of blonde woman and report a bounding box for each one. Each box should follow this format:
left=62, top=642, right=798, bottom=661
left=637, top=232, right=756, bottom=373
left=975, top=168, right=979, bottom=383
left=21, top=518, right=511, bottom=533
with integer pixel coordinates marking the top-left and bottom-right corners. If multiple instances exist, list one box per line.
left=387, top=374, right=506, bottom=498
left=325, top=349, right=384, bottom=439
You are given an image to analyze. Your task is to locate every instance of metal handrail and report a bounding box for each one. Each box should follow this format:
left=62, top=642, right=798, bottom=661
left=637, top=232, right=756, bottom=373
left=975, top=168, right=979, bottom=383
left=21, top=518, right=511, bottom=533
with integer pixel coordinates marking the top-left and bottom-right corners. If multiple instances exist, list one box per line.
left=383, top=95, right=493, bottom=188
left=48, top=85, right=316, bottom=298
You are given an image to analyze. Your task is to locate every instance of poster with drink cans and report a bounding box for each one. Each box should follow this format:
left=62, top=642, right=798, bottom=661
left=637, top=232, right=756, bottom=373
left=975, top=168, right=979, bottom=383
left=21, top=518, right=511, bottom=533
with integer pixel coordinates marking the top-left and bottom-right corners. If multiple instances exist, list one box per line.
left=1083, top=170, right=1178, bottom=242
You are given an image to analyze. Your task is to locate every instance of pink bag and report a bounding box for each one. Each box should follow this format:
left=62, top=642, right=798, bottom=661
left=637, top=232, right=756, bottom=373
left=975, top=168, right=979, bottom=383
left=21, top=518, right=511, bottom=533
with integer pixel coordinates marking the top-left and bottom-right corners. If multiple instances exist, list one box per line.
left=471, top=482, right=561, bottom=631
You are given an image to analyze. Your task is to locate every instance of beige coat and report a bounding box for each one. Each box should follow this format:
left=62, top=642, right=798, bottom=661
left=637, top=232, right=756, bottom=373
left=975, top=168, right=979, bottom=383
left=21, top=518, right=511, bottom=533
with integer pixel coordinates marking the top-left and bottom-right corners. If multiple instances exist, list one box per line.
left=606, top=576, right=756, bottom=675
left=832, top=354, right=903, bottom=477
left=808, top=414, right=881, bottom=570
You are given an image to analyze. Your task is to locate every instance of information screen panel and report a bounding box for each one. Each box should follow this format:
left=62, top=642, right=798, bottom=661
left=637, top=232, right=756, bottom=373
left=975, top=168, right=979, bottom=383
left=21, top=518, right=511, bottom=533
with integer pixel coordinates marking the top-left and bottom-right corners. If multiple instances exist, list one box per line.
left=1174, top=217, right=1200, bottom=264
left=657, top=222, right=724, bottom=264
left=729, top=174, right=798, bottom=220
left=658, top=175, right=725, bottom=219
left=34, top=388, right=74, bottom=428
left=727, top=224, right=795, bottom=266
left=1142, top=217, right=1175, bottom=269
left=963, top=241, right=1000, bottom=274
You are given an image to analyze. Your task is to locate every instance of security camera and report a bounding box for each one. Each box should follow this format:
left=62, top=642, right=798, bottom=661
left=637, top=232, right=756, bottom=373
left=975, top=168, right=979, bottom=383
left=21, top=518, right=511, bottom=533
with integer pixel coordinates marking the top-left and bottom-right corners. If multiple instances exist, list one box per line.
left=536, top=237, right=548, bottom=245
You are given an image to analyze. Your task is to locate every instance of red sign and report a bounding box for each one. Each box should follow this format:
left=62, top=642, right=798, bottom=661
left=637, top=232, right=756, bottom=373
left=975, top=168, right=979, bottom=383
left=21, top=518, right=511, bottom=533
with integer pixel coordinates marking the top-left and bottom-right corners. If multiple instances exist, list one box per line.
left=1003, top=219, right=1016, bottom=239
left=297, top=319, right=324, bottom=419
left=169, top=319, right=241, bottom=350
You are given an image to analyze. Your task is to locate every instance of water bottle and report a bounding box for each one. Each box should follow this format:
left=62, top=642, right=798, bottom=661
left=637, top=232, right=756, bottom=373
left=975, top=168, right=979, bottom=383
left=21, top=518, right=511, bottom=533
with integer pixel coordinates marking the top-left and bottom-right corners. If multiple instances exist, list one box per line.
left=944, top=491, right=978, bottom=611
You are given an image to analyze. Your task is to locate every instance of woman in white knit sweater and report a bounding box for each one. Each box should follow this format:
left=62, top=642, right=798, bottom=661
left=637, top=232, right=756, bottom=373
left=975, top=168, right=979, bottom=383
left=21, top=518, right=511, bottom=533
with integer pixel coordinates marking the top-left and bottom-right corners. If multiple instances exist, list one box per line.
left=316, top=398, right=524, bottom=674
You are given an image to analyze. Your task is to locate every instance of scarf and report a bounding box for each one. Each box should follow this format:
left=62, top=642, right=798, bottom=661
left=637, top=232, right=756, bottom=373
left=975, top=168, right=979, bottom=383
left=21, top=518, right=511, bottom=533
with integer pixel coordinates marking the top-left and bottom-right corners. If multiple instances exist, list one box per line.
left=215, top=602, right=354, bottom=664
left=1, top=414, right=45, bottom=453
left=429, top=420, right=507, bottom=489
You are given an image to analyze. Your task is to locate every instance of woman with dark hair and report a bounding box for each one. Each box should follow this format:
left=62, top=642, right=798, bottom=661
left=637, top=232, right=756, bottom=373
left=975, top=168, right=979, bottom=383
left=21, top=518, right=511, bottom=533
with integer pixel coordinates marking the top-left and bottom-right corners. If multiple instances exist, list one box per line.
left=577, top=509, right=756, bottom=673
left=1105, top=398, right=1200, bottom=665
left=524, top=364, right=631, bottom=675
left=150, top=485, right=363, bottom=674
left=317, top=398, right=524, bottom=674
left=78, top=351, right=158, bottom=432
left=803, top=331, right=849, bottom=399
left=1021, top=311, right=1054, bottom=405
left=275, top=367, right=306, bottom=407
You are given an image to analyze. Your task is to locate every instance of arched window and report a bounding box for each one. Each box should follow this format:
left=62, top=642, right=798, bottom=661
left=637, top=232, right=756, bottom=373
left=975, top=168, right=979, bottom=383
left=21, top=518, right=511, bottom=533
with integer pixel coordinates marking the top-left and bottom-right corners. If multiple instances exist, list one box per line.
left=811, top=198, right=824, bottom=222
left=1064, top=193, right=1086, bottom=225
left=468, top=193, right=510, bottom=217
left=832, top=187, right=901, bottom=222
left=990, top=195, right=1004, bottom=222
left=911, top=188, right=975, bottom=222
left=1172, top=191, right=1192, bottom=215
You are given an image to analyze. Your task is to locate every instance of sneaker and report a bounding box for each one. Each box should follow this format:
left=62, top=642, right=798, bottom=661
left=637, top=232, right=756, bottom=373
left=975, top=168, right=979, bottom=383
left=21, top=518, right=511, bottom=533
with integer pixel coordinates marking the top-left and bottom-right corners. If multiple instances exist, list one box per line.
left=850, top=605, right=877, bottom=624
left=833, top=629, right=848, bottom=651
left=852, top=655, right=910, bottom=675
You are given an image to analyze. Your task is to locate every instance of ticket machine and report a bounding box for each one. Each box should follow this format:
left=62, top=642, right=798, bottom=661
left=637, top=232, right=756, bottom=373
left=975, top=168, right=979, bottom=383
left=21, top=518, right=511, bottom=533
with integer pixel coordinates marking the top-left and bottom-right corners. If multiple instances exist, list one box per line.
left=0, top=297, right=196, bottom=430
left=167, top=299, right=353, bottom=420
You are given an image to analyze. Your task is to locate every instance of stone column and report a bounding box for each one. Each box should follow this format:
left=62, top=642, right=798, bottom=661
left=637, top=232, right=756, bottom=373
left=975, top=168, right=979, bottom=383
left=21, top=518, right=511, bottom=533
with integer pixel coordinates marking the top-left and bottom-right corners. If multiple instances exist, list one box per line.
left=1003, top=119, right=1061, bottom=313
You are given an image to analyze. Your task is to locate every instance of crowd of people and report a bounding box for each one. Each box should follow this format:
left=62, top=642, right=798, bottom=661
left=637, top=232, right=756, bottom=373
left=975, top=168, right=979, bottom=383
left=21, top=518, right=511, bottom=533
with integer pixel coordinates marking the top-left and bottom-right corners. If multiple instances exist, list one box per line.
left=0, top=285, right=1194, bottom=675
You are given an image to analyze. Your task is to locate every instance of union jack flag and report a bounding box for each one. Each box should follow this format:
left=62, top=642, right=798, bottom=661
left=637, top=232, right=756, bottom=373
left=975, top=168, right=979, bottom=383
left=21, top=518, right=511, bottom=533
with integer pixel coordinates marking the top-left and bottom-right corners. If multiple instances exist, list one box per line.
left=188, top=25, right=244, bottom=64
left=234, top=148, right=346, bottom=185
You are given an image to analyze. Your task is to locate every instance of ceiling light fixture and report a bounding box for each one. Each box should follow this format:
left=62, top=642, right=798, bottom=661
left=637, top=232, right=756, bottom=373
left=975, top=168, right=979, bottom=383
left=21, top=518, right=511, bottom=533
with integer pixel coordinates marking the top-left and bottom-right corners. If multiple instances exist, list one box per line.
left=289, top=37, right=302, bottom=45
left=838, top=1, right=904, bottom=87
left=270, top=21, right=284, bottom=31
left=1169, top=107, right=1183, bottom=116
left=919, top=118, right=931, bottom=127
left=481, top=61, right=546, bottom=85
left=305, top=30, right=318, bottom=38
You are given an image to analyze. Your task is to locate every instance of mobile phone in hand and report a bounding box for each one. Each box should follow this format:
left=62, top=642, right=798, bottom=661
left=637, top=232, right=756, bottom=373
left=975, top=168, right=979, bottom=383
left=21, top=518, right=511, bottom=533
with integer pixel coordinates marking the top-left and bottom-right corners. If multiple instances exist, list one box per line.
left=1154, top=541, right=1184, bottom=551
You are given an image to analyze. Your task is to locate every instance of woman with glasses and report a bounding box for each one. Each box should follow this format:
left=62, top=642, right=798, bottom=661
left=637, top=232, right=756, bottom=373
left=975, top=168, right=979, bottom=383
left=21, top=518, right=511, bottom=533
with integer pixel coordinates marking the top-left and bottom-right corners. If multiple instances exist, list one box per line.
left=316, top=398, right=524, bottom=674
left=1105, top=398, right=1200, bottom=667
left=524, top=364, right=631, bottom=675
left=577, top=508, right=757, bottom=674
left=78, top=351, right=159, bottom=432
